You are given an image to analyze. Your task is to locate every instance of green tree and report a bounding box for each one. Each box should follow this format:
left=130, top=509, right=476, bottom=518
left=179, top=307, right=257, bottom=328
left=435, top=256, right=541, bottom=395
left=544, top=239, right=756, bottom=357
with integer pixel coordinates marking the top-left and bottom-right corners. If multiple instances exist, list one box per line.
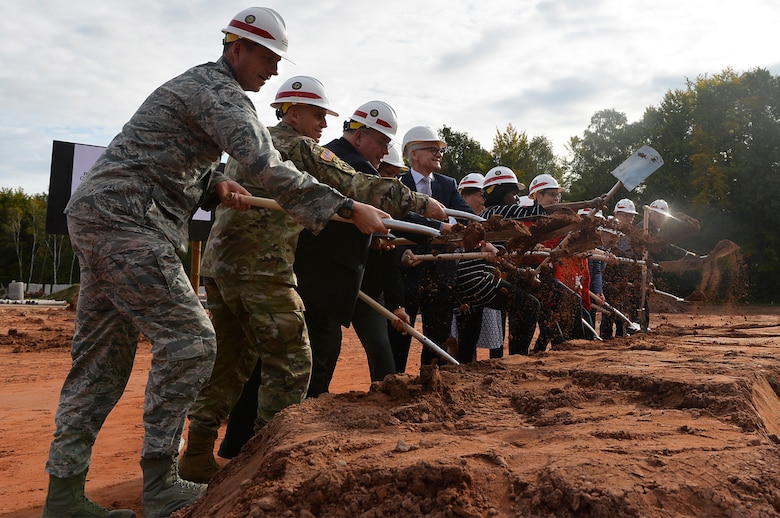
left=0, top=189, right=77, bottom=292
left=565, top=109, right=647, bottom=202
left=438, top=125, right=492, bottom=182
left=0, top=188, right=31, bottom=282
left=570, top=68, right=780, bottom=302
left=491, top=124, right=563, bottom=189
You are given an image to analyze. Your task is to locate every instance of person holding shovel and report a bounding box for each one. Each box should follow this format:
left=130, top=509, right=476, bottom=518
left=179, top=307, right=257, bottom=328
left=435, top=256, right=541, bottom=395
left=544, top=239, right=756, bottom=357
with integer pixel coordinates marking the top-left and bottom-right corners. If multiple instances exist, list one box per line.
left=299, top=100, right=422, bottom=399
left=180, top=79, right=446, bottom=483
left=42, top=8, right=395, bottom=518
left=389, top=125, right=475, bottom=373
left=454, top=167, right=541, bottom=359
left=485, top=173, right=605, bottom=351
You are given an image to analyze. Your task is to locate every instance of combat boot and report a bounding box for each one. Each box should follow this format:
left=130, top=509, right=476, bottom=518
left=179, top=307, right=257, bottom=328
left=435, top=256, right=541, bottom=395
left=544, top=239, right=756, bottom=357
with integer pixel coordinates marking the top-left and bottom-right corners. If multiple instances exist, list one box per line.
left=177, top=429, right=220, bottom=483
left=140, top=456, right=206, bottom=518
left=41, top=469, right=136, bottom=517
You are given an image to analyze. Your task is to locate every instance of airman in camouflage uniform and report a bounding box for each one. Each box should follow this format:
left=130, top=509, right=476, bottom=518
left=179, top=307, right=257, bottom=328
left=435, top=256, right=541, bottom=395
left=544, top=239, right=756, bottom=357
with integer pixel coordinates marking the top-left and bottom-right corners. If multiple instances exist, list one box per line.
left=41, top=9, right=392, bottom=518
left=180, top=77, right=446, bottom=482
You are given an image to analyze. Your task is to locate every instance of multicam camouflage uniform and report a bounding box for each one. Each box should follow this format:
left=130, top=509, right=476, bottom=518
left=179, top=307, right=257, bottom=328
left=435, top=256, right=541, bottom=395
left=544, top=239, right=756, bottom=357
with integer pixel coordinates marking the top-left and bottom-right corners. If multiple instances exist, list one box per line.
left=188, top=121, right=429, bottom=435
left=46, top=57, right=347, bottom=478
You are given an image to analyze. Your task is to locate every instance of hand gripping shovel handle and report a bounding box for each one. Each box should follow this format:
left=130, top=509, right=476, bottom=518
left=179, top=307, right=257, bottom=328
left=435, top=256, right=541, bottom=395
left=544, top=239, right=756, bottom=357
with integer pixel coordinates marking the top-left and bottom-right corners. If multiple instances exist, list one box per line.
left=534, top=232, right=573, bottom=274
left=357, top=291, right=459, bottom=366
left=228, top=194, right=441, bottom=238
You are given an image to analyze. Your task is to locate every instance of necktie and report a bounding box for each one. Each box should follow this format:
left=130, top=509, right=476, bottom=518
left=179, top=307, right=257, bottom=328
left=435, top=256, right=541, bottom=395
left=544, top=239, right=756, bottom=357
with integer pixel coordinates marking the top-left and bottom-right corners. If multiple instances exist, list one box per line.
left=419, top=175, right=432, bottom=196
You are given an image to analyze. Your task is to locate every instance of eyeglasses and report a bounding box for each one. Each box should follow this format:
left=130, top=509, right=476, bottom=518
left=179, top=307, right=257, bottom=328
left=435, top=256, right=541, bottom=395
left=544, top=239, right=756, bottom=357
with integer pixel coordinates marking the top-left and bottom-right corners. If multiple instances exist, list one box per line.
left=416, top=147, right=445, bottom=156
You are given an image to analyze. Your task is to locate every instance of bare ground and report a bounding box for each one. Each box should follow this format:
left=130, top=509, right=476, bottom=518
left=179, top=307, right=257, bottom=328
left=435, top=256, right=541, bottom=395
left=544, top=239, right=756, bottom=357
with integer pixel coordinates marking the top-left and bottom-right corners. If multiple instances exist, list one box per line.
left=2, top=301, right=780, bottom=517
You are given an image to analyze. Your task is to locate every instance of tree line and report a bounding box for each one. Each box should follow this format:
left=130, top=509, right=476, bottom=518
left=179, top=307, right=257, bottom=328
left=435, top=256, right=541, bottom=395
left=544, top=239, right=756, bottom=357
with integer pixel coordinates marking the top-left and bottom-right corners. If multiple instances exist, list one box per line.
left=1, top=67, right=777, bottom=302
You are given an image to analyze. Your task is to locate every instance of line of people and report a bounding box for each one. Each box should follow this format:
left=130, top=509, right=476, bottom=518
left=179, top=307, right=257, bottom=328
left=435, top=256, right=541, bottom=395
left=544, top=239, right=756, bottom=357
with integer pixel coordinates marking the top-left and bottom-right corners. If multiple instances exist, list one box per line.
left=40, top=6, right=680, bottom=517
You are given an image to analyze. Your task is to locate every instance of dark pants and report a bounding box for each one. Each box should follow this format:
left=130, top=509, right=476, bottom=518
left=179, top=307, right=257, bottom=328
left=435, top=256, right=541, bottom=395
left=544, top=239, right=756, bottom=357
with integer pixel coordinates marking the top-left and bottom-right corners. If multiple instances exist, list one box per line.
left=218, top=357, right=262, bottom=459
left=389, top=260, right=456, bottom=372
left=456, top=284, right=541, bottom=363
left=305, top=310, right=343, bottom=398
left=351, top=295, right=397, bottom=382
left=533, top=275, right=588, bottom=351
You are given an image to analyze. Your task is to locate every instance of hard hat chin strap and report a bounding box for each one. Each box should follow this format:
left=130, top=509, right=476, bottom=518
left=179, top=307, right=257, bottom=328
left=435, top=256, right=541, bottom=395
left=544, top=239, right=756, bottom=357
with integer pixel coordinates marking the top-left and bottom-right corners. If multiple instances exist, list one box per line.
left=343, top=120, right=365, bottom=132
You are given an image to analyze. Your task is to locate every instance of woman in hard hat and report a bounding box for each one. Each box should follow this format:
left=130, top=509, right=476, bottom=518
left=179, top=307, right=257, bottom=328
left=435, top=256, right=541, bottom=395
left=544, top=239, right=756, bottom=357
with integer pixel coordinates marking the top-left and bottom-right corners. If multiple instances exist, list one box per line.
left=484, top=172, right=606, bottom=350
left=454, top=167, right=543, bottom=359
left=378, top=143, right=409, bottom=178
left=448, top=172, right=504, bottom=358
left=458, top=172, right=487, bottom=214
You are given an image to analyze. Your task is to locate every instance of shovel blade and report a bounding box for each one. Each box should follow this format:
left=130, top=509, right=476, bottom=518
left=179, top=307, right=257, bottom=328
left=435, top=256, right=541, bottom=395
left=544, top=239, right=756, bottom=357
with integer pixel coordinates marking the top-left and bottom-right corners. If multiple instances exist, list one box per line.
left=611, top=145, right=664, bottom=191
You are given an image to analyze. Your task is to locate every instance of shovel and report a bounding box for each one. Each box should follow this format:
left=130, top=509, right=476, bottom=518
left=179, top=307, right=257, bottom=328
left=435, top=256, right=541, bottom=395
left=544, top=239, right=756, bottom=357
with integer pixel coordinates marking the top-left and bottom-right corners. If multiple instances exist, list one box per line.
left=445, top=208, right=485, bottom=222
left=356, top=291, right=459, bottom=366
left=590, top=299, right=642, bottom=334
left=603, top=145, right=664, bottom=203
left=229, top=194, right=442, bottom=238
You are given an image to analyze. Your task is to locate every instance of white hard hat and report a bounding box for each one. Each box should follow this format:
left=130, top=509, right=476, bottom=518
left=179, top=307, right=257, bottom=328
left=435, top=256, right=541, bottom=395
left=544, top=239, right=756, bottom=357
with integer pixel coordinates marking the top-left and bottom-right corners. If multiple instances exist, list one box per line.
left=649, top=199, right=670, bottom=214
left=483, top=166, right=525, bottom=191
left=271, top=76, right=338, bottom=116
left=346, top=100, right=398, bottom=139
left=223, top=7, right=292, bottom=62
left=528, top=173, right=564, bottom=198
left=614, top=198, right=638, bottom=215
left=402, top=126, right=447, bottom=156
left=458, top=172, right=485, bottom=191
left=381, top=143, right=407, bottom=169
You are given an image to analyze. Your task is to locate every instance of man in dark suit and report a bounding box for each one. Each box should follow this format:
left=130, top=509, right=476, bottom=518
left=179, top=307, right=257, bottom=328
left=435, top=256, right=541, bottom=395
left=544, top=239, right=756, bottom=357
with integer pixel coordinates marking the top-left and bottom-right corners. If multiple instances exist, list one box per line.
left=296, top=104, right=448, bottom=397
left=390, top=126, right=474, bottom=372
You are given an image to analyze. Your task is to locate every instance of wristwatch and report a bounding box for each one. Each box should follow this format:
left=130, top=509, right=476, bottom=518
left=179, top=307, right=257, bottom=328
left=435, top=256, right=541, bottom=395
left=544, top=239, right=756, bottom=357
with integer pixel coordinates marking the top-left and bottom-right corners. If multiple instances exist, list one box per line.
left=337, top=198, right=355, bottom=219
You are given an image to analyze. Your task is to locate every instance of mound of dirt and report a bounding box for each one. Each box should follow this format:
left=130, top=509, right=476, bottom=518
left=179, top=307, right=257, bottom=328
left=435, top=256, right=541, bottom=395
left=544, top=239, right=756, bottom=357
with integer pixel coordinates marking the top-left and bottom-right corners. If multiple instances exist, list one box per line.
left=176, top=314, right=780, bottom=518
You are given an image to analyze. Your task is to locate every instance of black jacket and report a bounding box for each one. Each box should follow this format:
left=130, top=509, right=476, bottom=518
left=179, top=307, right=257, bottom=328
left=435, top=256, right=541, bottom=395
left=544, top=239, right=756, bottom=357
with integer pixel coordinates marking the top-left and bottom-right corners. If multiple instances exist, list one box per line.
left=294, top=138, right=373, bottom=326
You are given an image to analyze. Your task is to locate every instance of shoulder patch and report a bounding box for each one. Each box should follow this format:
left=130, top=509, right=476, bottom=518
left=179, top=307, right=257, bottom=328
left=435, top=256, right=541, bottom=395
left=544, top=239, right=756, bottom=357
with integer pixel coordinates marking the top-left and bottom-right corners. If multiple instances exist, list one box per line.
left=320, top=149, right=335, bottom=162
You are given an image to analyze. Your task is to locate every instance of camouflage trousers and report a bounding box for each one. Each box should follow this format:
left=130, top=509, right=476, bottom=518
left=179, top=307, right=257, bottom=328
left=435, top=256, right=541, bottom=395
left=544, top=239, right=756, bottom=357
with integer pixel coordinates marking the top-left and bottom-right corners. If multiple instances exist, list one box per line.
left=46, top=217, right=216, bottom=478
left=187, top=276, right=311, bottom=436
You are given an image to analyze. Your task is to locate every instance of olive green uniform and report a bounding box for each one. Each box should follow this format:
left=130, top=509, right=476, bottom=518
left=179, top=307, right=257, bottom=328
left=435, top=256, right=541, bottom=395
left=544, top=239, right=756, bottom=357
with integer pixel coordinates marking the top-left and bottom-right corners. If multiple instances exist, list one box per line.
left=188, top=122, right=428, bottom=434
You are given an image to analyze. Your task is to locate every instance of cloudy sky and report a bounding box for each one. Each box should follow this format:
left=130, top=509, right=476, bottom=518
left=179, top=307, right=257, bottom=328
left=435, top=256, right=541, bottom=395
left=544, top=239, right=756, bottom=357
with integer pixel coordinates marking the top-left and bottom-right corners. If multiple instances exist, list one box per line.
left=2, top=0, right=779, bottom=195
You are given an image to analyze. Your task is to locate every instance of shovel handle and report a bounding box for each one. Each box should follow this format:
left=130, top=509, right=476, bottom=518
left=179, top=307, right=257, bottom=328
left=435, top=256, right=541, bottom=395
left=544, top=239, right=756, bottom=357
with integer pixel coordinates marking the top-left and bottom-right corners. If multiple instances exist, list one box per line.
left=230, top=194, right=440, bottom=237
left=445, top=208, right=485, bottom=222
left=603, top=180, right=624, bottom=205
left=357, top=291, right=459, bottom=365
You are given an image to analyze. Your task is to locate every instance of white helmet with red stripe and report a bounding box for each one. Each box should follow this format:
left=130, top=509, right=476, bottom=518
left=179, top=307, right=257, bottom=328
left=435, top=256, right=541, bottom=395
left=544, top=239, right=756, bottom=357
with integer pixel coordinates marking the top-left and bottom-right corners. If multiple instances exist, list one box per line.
left=270, top=76, right=338, bottom=116
left=223, top=7, right=291, bottom=62
left=528, top=173, right=565, bottom=198
left=346, top=100, right=398, bottom=139
left=483, top=166, right=526, bottom=190
left=649, top=199, right=670, bottom=215
left=458, top=172, right=485, bottom=191
left=614, top=198, right=638, bottom=215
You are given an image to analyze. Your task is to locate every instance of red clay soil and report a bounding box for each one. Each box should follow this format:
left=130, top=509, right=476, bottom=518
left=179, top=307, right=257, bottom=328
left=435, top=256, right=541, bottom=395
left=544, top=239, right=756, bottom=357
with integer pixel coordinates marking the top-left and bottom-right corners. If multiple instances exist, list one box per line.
left=2, top=302, right=780, bottom=517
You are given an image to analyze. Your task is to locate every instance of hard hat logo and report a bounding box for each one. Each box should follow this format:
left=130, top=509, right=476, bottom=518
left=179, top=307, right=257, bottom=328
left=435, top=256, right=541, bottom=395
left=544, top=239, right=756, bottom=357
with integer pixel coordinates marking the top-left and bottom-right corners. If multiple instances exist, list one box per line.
left=349, top=101, right=398, bottom=139
left=224, top=7, right=292, bottom=62
left=291, top=82, right=302, bottom=90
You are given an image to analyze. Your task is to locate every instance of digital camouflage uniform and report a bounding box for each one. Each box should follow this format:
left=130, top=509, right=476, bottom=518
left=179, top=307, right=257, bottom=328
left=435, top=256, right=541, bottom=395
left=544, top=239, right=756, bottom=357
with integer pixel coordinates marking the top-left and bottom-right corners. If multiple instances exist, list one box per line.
left=188, top=121, right=429, bottom=435
left=46, top=57, right=347, bottom=478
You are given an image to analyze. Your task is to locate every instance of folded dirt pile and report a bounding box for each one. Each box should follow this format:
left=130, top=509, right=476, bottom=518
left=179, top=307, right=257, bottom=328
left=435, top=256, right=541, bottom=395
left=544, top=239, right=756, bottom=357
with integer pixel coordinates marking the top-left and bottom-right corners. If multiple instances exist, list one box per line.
left=176, top=315, right=780, bottom=518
